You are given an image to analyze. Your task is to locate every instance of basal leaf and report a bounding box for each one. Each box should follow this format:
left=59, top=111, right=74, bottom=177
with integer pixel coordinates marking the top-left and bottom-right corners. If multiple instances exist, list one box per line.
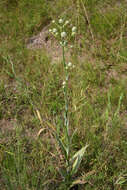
left=70, top=144, right=89, bottom=175
left=70, top=144, right=89, bottom=164
left=71, top=156, right=80, bottom=175
left=55, top=133, right=68, bottom=160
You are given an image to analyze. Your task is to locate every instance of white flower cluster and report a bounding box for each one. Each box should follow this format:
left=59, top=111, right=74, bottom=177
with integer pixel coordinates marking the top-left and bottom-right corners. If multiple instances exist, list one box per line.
left=62, top=81, right=66, bottom=88
left=61, top=31, right=67, bottom=38
left=66, top=62, right=75, bottom=70
left=59, top=18, right=63, bottom=24
left=60, top=41, right=67, bottom=46
left=49, top=18, right=77, bottom=46
left=49, top=27, right=58, bottom=36
left=71, top=26, right=77, bottom=36
left=65, top=20, right=69, bottom=25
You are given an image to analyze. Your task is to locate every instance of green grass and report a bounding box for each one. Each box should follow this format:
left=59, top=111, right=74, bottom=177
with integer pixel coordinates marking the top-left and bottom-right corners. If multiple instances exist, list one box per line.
left=0, top=0, right=127, bottom=189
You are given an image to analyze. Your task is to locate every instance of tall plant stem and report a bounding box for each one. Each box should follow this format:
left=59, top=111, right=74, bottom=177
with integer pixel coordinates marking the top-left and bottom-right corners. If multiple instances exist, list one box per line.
left=62, top=45, right=70, bottom=165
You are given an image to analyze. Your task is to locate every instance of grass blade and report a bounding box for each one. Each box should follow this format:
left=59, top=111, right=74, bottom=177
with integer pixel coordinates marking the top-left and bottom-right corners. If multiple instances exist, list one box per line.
left=70, top=145, right=89, bottom=175
left=55, top=133, right=68, bottom=160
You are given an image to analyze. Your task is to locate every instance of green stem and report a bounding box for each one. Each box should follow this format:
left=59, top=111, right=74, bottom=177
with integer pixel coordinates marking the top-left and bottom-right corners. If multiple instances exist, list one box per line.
left=62, top=45, right=70, bottom=163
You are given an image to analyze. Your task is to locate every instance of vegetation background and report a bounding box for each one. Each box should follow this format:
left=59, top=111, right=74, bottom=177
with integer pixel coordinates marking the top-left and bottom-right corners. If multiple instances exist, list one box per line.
left=0, top=0, right=127, bottom=189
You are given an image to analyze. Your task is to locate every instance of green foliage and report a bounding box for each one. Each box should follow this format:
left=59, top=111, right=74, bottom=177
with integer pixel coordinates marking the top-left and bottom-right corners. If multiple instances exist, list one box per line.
left=0, top=0, right=127, bottom=189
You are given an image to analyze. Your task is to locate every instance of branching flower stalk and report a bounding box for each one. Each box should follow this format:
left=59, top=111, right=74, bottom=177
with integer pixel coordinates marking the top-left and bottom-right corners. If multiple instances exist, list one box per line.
left=60, top=21, right=73, bottom=184
left=49, top=18, right=88, bottom=189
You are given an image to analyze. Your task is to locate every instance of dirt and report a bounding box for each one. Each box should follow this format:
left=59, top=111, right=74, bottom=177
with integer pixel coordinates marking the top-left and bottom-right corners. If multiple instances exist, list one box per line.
left=26, top=24, right=65, bottom=63
left=26, top=24, right=82, bottom=64
left=0, top=119, right=16, bottom=133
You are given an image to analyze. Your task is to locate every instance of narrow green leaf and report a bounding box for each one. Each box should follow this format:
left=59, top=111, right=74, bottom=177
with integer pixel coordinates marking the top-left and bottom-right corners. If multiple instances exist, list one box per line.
left=55, top=133, right=68, bottom=160
left=114, top=93, right=123, bottom=117
left=0, top=144, right=14, bottom=156
left=70, top=145, right=89, bottom=175
left=115, top=175, right=127, bottom=185
left=70, top=144, right=89, bottom=164
left=71, top=156, right=80, bottom=175
left=70, top=128, right=78, bottom=144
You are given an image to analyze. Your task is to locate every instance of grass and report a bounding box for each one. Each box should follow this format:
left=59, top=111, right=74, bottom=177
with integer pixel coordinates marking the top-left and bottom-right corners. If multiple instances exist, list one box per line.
left=0, top=0, right=127, bottom=189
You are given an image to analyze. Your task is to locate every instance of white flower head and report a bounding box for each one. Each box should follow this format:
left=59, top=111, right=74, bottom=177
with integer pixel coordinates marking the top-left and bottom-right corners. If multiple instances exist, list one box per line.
left=61, top=31, right=67, bottom=38
left=59, top=18, right=63, bottom=24
left=55, top=32, right=58, bottom=36
left=72, top=26, right=77, bottom=32
left=52, top=20, right=55, bottom=24
left=53, top=28, right=57, bottom=33
left=68, top=62, right=72, bottom=67
left=63, top=81, right=66, bottom=85
left=62, top=81, right=66, bottom=88
left=65, top=20, right=69, bottom=25
left=59, top=40, right=67, bottom=47
left=60, top=41, right=63, bottom=46
left=49, top=29, right=52, bottom=33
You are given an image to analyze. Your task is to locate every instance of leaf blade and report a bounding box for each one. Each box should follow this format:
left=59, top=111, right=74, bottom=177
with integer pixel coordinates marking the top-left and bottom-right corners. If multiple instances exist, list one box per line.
left=55, top=133, right=68, bottom=160
left=70, top=144, right=89, bottom=175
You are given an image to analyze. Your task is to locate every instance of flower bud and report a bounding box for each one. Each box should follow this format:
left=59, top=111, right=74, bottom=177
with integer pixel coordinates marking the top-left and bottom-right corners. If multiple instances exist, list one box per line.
left=53, top=28, right=57, bottom=33
left=68, top=62, right=72, bottom=67
left=62, top=81, right=66, bottom=88
left=65, top=20, right=69, bottom=25
left=59, top=19, right=63, bottom=24
left=60, top=41, right=63, bottom=46
left=72, top=26, right=77, bottom=32
left=61, top=32, right=67, bottom=38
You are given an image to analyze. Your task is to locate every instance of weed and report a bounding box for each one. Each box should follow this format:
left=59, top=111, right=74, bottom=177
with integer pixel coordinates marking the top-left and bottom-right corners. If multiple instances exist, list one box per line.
left=49, top=18, right=88, bottom=189
left=0, top=0, right=127, bottom=189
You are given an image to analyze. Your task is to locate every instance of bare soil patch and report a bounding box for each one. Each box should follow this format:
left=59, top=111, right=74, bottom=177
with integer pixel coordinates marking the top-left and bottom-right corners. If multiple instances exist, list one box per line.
left=0, top=119, right=16, bottom=133
left=26, top=25, right=65, bottom=63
